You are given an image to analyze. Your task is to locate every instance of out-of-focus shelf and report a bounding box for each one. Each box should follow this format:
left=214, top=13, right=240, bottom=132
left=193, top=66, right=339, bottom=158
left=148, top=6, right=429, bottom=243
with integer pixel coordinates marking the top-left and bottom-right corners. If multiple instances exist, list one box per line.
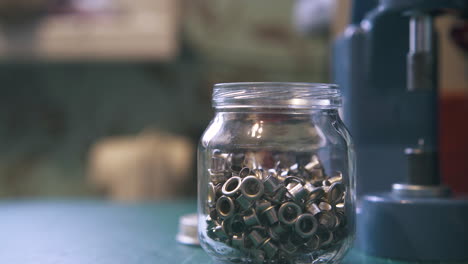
left=0, top=0, right=180, bottom=61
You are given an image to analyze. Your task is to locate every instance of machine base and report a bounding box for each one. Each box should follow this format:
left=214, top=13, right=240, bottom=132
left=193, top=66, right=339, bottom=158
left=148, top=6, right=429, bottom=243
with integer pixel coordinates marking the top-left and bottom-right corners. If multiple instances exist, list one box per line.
left=356, top=193, right=468, bottom=261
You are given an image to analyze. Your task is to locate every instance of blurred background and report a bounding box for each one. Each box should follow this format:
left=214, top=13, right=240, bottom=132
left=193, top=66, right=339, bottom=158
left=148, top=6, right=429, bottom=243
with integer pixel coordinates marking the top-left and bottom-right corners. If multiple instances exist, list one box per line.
left=0, top=0, right=465, bottom=201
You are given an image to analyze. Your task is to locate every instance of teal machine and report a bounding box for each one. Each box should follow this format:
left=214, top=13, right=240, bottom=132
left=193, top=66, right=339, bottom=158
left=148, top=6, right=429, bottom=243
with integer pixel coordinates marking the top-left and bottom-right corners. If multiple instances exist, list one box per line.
left=331, top=0, right=468, bottom=262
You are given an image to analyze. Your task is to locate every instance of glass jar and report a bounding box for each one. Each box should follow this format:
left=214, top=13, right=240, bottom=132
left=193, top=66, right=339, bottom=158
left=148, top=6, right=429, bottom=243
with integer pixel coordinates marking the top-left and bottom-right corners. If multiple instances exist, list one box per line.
left=198, top=82, right=355, bottom=264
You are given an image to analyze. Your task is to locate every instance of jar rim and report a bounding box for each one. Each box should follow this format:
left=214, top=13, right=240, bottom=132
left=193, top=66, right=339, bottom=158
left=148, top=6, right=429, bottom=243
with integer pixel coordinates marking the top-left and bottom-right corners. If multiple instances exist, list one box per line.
left=213, top=82, right=341, bottom=110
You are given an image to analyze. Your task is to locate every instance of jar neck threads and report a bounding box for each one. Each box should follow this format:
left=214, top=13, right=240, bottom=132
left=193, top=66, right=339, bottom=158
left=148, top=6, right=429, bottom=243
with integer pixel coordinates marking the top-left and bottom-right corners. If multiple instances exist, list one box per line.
left=212, top=82, right=342, bottom=110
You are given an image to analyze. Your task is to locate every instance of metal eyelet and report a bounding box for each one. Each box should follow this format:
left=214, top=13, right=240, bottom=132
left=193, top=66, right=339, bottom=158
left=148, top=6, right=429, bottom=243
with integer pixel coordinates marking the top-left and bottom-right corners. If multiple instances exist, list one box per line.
left=278, top=202, right=302, bottom=226
left=327, top=182, right=346, bottom=205
left=205, top=150, right=349, bottom=260
left=261, top=205, right=279, bottom=225
left=294, top=213, right=318, bottom=238
left=307, top=186, right=325, bottom=202
left=216, top=195, right=235, bottom=219
left=247, top=230, right=267, bottom=248
left=322, top=171, right=343, bottom=186
left=305, top=201, right=321, bottom=216
left=240, top=176, right=264, bottom=200
left=222, top=176, right=242, bottom=197
left=207, top=182, right=217, bottom=208
left=259, top=238, right=279, bottom=258
left=263, top=173, right=281, bottom=194
left=243, top=209, right=260, bottom=227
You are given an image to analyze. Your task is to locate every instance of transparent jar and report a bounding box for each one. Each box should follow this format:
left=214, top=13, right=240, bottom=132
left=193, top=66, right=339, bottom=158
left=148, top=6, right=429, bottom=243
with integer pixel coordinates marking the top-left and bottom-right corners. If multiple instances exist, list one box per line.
left=198, top=82, right=355, bottom=264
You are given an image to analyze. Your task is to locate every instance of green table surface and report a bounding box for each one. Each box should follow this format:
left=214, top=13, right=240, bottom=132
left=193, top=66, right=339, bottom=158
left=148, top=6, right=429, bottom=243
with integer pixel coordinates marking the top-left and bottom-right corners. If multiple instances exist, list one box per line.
left=0, top=200, right=456, bottom=264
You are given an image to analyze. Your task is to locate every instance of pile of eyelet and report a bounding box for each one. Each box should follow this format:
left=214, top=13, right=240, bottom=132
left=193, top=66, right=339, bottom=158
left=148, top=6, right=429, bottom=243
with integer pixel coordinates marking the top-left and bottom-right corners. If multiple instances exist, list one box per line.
left=204, top=150, right=348, bottom=264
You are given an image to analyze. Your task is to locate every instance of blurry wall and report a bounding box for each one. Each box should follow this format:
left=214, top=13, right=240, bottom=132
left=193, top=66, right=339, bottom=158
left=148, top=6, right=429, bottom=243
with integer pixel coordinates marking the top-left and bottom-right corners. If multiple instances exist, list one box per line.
left=0, top=61, right=208, bottom=197
left=0, top=0, right=331, bottom=199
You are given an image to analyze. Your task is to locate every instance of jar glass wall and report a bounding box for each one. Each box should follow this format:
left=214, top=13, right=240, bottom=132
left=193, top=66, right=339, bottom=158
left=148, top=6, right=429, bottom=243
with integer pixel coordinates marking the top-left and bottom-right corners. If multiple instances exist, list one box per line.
left=198, top=83, right=355, bottom=264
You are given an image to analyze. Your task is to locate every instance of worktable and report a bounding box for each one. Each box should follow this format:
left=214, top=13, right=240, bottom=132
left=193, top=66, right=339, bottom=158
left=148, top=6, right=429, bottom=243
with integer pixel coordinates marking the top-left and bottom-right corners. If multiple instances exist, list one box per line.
left=0, top=200, right=459, bottom=264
